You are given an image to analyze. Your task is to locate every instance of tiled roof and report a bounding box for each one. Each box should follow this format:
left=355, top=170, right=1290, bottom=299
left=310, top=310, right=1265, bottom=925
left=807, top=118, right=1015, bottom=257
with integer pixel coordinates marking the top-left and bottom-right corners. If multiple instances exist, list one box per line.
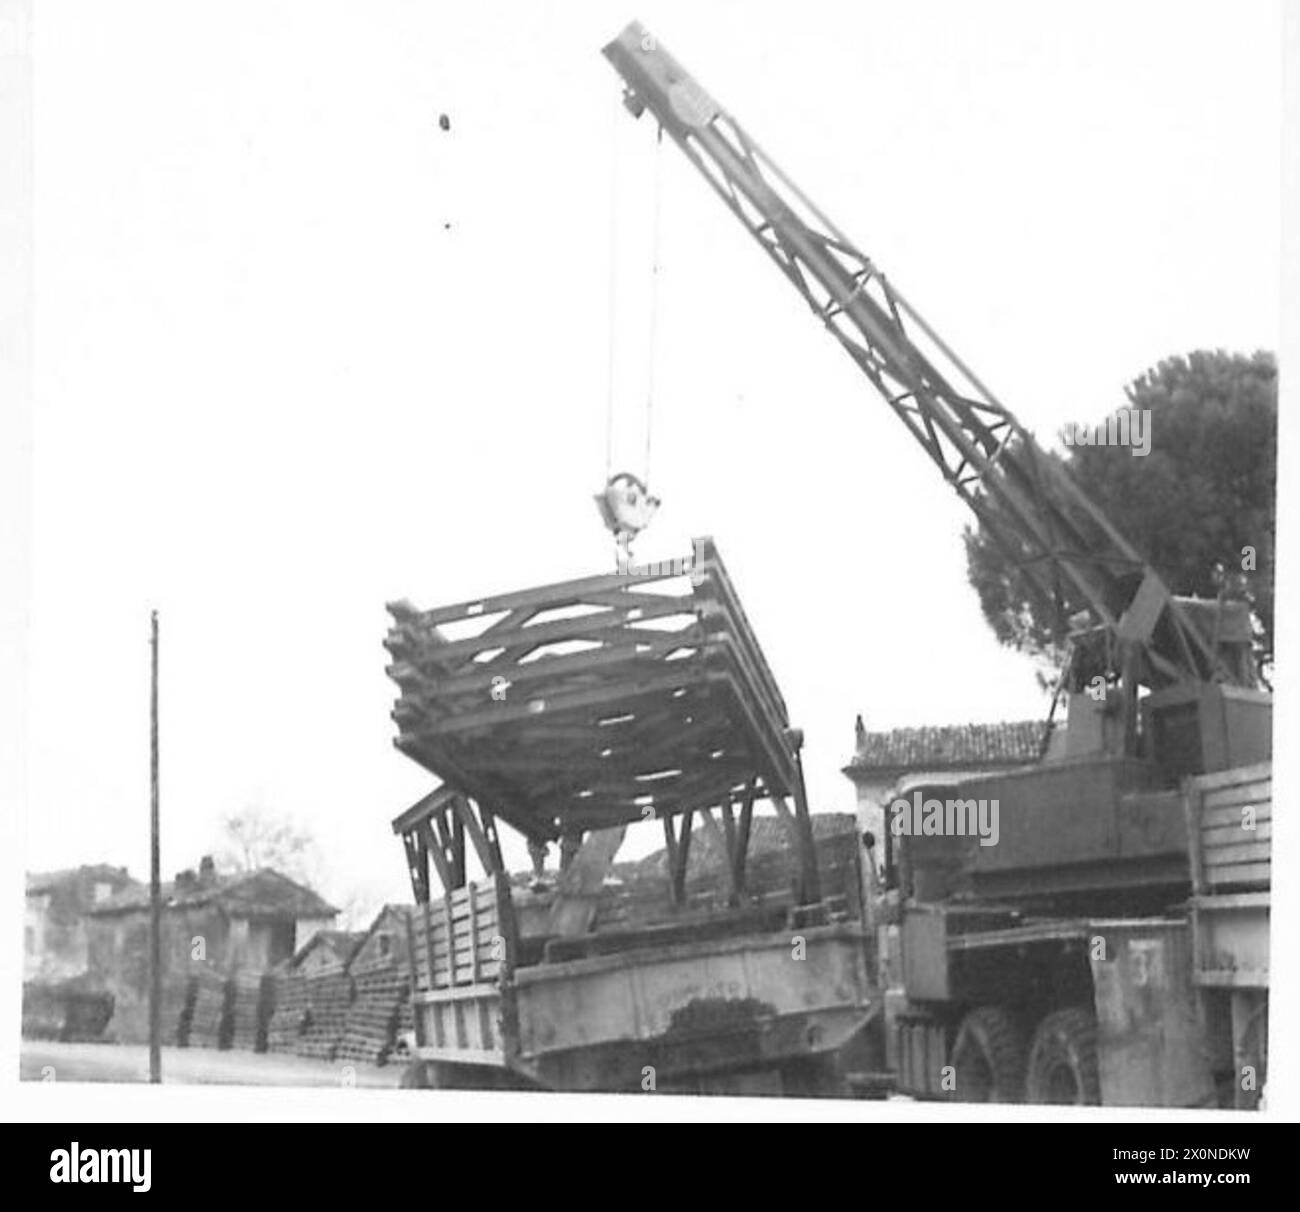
left=346, top=905, right=413, bottom=968
left=292, top=928, right=367, bottom=969
left=845, top=717, right=1049, bottom=775
left=88, top=866, right=338, bottom=919
left=354, top=903, right=412, bottom=947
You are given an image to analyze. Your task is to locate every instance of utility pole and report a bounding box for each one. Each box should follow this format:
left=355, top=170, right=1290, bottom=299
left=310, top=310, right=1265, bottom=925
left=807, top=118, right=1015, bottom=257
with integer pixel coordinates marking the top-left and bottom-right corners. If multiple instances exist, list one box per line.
left=149, top=609, right=161, bottom=1083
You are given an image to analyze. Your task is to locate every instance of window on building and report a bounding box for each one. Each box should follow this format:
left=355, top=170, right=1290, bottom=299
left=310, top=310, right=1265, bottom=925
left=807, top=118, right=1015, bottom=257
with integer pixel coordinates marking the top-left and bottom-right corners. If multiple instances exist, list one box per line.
left=269, top=919, right=295, bottom=966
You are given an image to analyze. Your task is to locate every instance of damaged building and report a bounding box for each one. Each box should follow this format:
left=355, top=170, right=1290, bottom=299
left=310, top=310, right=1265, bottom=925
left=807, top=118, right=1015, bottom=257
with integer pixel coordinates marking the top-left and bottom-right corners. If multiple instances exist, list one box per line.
left=85, top=856, right=338, bottom=1044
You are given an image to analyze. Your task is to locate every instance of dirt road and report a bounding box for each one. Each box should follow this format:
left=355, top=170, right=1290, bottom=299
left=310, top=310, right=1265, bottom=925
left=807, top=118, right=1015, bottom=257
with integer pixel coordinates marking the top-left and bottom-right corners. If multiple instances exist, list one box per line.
left=21, top=1041, right=407, bottom=1088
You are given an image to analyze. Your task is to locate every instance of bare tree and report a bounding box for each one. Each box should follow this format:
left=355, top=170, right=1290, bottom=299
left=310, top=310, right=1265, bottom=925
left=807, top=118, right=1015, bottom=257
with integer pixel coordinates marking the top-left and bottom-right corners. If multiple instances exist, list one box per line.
left=216, top=806, right=320, bottom=885
left=330, top=887, right=384, bottom=933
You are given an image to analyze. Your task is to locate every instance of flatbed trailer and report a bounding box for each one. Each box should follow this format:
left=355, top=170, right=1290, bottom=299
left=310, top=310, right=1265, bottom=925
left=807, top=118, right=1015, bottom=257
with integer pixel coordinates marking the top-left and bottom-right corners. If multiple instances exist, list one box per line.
left=398, top=871, right=875, bottom=1093
left=386, top=541, right=880, bottom=1095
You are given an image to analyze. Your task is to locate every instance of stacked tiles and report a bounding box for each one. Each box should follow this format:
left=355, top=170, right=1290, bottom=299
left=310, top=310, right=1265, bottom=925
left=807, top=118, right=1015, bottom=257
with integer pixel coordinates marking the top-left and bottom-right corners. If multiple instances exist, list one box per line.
left=295, top=967, right=353, bottom=1061
left=335, top=968, right=410, bottom=1066
left=395, top=987, right=414, bottom=1046
left=172, top=974, right=197, bottom=1047
left=229, top=971, right=272, bottom=1052
left=265, top=967, right=310, bottom=1053
left=187, top=966, right=231, bottom=1049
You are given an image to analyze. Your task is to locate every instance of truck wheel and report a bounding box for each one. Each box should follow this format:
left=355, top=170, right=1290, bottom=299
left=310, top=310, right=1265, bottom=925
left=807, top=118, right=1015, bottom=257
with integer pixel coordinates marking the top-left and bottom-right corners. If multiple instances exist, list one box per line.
left=1025, top=1008, right=1100, bottom=1104
left=950, top=1007, right=1026, bottom=1103
left=399, top=1060, right=436, bottom=1089
left=779, top=1054, right=847, bottom=1098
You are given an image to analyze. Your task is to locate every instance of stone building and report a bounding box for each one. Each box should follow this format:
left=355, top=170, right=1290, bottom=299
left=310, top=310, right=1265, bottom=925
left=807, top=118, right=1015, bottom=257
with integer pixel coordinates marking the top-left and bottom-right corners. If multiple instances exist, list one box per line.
left=85, top=856, right=338, bottom=1044
left=24, top=864, right=140, bottom=982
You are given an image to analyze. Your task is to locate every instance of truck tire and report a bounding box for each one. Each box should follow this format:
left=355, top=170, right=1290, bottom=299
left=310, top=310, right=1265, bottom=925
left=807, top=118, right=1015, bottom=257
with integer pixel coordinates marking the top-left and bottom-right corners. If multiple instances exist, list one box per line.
left=950, top=1006, right=1026, bottom=1103
left=399, top=1060, right=436, bottom=1089
left=779, top=1054, right=847, bottom=1098
left=1025, top=1008, right=1101, bottom=1104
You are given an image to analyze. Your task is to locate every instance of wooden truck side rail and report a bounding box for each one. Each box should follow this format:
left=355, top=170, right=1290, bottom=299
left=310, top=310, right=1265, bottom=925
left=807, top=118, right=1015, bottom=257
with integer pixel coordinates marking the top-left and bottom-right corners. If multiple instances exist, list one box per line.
left=1185, top=762, right=1272, bottom=893
left=1184, top=761, right=1271, bottom=990
left=404, top=873, right=519, bottom=1066
left=397, top=868, right=879, bottom=1090
left=1182, top=760, right=1270, bottom=1107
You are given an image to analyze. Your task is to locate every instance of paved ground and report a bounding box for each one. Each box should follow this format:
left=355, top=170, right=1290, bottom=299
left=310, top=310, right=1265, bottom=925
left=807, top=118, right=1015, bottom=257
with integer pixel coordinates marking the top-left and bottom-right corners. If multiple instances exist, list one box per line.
left=20, top=1041, right=407, bottom=1088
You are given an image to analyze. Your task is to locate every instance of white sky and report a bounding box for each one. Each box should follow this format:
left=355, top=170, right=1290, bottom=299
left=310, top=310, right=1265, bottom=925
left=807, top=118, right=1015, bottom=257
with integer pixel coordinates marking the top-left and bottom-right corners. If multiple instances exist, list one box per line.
left=23, top=0, right=1282, bottom=918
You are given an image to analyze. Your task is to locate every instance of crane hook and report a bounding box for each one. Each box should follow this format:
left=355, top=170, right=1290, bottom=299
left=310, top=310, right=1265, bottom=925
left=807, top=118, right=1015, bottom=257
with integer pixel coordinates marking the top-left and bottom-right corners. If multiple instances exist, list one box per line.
left=594, top=472, right=660, bottom=570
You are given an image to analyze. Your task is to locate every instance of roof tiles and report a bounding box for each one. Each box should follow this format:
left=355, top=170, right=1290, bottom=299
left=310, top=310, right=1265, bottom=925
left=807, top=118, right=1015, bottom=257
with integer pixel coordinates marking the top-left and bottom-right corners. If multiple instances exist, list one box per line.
left=846, top=717, right=1048, bottom=774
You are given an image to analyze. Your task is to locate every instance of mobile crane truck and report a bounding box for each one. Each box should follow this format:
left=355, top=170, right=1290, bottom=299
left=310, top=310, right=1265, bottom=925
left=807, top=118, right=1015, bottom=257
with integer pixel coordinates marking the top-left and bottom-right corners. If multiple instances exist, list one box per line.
left=603, top=21, right=1272, bottom=1107
left=386, top=22, right=1271, bottom=1106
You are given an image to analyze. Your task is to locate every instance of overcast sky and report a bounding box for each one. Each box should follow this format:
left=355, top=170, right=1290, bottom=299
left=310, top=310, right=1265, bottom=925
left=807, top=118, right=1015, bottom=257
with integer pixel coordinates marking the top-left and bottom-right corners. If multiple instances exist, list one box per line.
left=24, top=0, right=1281, bottom=917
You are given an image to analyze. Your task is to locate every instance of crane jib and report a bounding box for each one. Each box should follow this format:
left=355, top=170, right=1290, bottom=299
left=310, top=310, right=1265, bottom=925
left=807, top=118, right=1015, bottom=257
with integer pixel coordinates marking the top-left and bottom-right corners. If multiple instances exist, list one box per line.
left=602, top=21, right=1240, bottom=691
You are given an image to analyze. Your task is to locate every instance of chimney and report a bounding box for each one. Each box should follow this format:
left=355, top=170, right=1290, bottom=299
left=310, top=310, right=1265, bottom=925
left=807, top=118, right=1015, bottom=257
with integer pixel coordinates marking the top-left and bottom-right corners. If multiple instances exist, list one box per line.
left=198, top=855, right=217, bottom=886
